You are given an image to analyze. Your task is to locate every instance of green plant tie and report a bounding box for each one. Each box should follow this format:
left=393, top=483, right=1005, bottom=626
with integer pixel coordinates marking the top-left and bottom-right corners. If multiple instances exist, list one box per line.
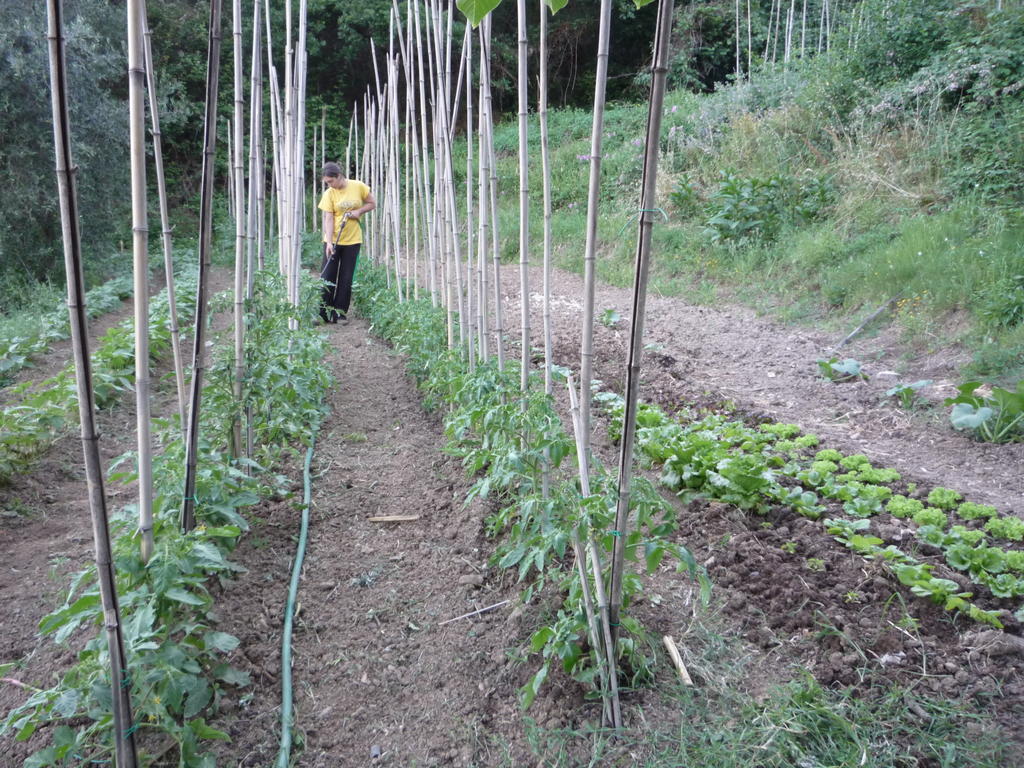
left=122, top=723, right=138, bottom=738
left=120, top=673, right=132, bottom=689
left=609, top=530, right=622, bottom=537
left=616, top=207, right=668, bottom=238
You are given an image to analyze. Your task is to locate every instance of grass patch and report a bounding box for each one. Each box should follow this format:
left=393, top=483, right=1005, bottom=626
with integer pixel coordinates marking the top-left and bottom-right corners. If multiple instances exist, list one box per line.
left=493, top=608, right=1010, bottom=767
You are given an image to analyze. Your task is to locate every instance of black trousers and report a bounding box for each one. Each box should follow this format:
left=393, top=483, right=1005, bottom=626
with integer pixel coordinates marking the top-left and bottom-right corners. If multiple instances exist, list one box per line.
left=320, top=243, right=360, bottom=318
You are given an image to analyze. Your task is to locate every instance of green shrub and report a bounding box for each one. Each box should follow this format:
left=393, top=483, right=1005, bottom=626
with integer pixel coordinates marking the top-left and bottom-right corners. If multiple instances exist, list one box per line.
left=705, top=171, right=787, bottom=242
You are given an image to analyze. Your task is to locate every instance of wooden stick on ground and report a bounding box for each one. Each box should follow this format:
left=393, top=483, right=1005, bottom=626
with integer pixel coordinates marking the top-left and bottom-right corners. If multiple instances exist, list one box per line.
left=663, top=635, right=694, bottom=686
left=832, top=293, right=903, bottom=351
left=438, top=600, right=510, bottom=626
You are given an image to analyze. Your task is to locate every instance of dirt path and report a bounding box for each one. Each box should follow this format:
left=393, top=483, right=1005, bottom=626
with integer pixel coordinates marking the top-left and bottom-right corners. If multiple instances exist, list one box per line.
left=210, top=316, right=538, bottom=766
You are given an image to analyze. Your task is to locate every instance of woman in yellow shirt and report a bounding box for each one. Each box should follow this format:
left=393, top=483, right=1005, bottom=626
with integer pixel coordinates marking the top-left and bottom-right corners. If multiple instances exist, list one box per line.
left=317, top=161, right=376, bottom=323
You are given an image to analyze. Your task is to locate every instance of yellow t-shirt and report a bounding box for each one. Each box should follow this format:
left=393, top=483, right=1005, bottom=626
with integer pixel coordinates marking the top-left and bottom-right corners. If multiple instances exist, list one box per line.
left=317, top=180, right=371, bottom=246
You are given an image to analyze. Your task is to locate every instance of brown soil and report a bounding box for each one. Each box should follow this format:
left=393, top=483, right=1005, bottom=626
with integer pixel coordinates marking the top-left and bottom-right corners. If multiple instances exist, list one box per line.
left=3, top=262, right=1023, bottom=766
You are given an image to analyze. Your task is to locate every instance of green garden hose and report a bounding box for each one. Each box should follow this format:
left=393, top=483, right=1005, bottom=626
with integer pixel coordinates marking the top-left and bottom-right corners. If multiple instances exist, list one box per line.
left=275, top=430, right=318, bottom=768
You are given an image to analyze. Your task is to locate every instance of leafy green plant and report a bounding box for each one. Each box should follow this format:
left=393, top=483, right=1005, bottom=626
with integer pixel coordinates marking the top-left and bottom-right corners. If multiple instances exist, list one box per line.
left=668, top=174, right=699, bottom=214
left=912, top=507, right=948, bottom=529
left=984, top=516, right=1024, bottom=542
left=1005, top=551, right=1024, bottom=573
left=886, top=379, right=932, bottom=409
left=958, top=501, right=998, bottom=520
left=927, top=487, right=962, bottom=510
left=817, top=357, right=869, bottom=382
left=599, top=308, right=621, bottom=328
left=977, top=274, right=1024, bottom=329
left=886, top=495, right=923, bottom=518
left=946, top=381, right=1024, bottom=443
left=704, top=171, right=785, bottom=242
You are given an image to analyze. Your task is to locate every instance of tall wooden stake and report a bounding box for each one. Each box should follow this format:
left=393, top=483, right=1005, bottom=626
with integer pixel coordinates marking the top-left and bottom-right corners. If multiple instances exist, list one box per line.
left=128, top=0, right=154, bottom=564
left=182, top=0, right=224, bottom=533
left=46, top=1, right=139, bottom=762
left=231, top=0, right=246, bottom=458
left=608, top=0, right=675, bottom=652
left=578, top=0, right=614, bottom=462
left=140, top=0, right=187, bottom=439
left=516, top=0, right=530, bottom=393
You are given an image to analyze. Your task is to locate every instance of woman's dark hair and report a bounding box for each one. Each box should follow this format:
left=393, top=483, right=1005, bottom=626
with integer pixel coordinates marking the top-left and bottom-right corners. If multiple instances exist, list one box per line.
left=322, top=161, right=343, bottom=178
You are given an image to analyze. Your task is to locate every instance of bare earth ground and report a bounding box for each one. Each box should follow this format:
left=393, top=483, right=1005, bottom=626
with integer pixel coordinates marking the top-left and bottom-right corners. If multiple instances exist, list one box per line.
left=2, top=260, right=1023, bottom=766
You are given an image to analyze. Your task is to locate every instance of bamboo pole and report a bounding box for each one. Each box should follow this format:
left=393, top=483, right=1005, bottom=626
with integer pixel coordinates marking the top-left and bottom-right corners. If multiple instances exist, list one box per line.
left=269, top=68, right=286, bottom=275
left=282, top=0, right=294, bottom=285
left=290, top=5, right=309, bottom=316
left=539, top=0, right=553, bottom=399
left=140, top=0, right=187, bottom=439
left=465, top=24, right=475, bottom=367
left=482, top=14, right=504, bottom=371
left=608, top=0, right=675, bottom=652
left=578, top=0, right=614, bottom=463
left=226, top=117, right=234, bottom=220
left=567, top=375, right=621, bottom=729
left=247, top=0, right=262, bottom=292
left=735, top=0, right=741, bottom=77
left=516, top=0, right=530, bottom=394
left=800, top=0, right=808, bottom=58
left=765, top=0, right=777, bottom=62
left=424, top=2, right=443, bottom=311
left=245, top=0, right=260, bottom=465
left=182, top=0, right=224, bottom=533
left=387, top=22, right=403, bottom=300
left=46, top=2, right=139, bottom=763
left=262, top=0, right=276, bottom=272
left=747, top=0, right=753, bottom=76
left=311, top=128, right=317, bottom=229
left=435, top=20, right=471, bottom=347
left=231, top=0, right=245, bottom=458
left=411, top=0, right=437, bottom=307
left=475, top=24, right=488, bottom=362
left=128, top=0, right=154, bottom=564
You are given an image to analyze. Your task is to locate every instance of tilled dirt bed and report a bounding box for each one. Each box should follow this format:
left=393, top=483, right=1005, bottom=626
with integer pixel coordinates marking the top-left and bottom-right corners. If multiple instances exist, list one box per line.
left=3, top=262, right=1023, bottom=766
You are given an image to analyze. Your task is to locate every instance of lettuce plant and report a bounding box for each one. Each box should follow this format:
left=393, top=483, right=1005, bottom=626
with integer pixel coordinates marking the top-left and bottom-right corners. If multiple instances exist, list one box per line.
left=886, top=495, right=924, bottom=518
left=985, top=516, right=1024, bottom=542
